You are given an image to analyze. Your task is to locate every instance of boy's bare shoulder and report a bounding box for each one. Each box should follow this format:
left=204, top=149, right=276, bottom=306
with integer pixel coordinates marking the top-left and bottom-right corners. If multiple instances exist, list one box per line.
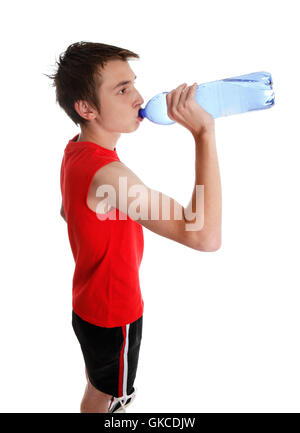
left=92, top=160, right=141, bottom=186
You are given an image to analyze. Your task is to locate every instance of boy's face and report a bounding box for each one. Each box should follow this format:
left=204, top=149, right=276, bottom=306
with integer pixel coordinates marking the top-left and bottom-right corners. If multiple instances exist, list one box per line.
left=94, top=59, right=144, bottom=133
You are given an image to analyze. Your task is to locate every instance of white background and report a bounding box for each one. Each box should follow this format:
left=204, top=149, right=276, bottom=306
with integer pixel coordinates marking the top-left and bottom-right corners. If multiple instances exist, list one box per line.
left=1, top=0, right=299, bottom=413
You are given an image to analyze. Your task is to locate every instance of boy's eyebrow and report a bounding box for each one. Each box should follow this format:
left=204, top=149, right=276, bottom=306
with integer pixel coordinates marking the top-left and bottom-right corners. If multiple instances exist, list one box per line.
left=113, top=75, right=137, bottom=90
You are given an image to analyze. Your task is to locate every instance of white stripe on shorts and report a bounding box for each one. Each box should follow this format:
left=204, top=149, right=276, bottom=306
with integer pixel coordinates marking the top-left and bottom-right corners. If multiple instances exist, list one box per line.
left=122, top=323, right=130, bottom=398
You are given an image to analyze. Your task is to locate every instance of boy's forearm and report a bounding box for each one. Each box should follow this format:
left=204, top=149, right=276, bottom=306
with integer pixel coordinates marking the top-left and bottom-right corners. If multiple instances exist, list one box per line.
left=185, top=127, right=222, bottom=249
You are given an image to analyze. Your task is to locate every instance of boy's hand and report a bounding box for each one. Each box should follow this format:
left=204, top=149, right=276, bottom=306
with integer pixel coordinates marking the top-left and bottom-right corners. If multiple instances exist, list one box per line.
left=166, top=83, right=215, bottom=138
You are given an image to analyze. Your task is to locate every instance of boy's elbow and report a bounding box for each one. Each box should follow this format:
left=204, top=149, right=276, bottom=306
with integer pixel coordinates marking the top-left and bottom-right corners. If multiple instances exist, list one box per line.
left=60, top=210, right=67, bottom=223
left=203, top=242, right=221, bottom=252
left=197, top=235, right=222, bottom=252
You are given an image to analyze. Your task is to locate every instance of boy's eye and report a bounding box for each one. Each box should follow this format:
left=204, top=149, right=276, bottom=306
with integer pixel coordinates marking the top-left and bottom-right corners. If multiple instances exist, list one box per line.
left=119, top=82, right=136, bottom=95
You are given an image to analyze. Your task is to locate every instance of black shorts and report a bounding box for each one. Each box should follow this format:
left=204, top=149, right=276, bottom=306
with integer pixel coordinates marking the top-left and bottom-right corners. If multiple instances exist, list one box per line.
left=72, top=311, right=143, bottom=398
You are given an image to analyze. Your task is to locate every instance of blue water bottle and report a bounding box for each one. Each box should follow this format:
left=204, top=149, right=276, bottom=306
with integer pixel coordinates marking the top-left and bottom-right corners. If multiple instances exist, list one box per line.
left=138, top=71, right=275, bottom=125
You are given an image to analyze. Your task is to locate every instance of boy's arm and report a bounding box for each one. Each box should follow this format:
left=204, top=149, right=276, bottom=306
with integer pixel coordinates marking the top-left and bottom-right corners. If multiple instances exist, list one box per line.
left=187, top=126, right=222, bottom=250
left=60, top=201, right=67, bottom=222
left=89, top=133, right=221, bottom=252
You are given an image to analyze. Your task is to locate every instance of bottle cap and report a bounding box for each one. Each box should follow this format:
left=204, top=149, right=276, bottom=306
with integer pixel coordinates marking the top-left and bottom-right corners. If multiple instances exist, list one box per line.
left=138, top=108, right=146, bottom=119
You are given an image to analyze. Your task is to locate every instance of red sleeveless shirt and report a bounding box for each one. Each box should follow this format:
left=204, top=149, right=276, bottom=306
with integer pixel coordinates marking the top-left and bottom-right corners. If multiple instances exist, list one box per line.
left=60, top=134, right=144, bottom=327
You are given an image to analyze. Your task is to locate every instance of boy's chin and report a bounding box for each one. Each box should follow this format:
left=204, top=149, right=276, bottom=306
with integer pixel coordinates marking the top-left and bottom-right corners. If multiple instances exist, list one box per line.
left=123, top=123, right=140, bottom=133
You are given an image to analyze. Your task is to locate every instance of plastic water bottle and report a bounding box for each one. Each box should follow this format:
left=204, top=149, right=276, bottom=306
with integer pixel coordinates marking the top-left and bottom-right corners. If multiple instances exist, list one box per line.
left=138, top=71, right=275, bottom=125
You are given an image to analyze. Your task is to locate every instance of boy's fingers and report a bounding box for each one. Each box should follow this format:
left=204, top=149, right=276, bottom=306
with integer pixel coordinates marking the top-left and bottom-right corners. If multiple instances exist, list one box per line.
left=172, top=83, right=187, bottom=106
left=191, top=82, right=197, bottom=91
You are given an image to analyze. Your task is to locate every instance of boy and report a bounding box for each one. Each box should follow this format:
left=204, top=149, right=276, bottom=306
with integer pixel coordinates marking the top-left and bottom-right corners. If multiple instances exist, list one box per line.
left=47, top=41, right=222, bottom=413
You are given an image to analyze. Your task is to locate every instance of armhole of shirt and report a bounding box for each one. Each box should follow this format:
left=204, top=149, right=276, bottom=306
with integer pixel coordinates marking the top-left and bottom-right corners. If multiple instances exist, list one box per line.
left=85, top=160, right=119, bottom=218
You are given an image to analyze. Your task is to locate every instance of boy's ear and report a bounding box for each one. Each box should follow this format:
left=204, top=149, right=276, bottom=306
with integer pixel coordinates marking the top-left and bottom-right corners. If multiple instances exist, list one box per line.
left=74, top=100, right=96, bottom=121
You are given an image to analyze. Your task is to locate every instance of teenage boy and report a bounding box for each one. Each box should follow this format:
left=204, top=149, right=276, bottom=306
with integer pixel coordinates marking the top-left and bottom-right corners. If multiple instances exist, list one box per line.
left=47, top=41, right=222, bottom=413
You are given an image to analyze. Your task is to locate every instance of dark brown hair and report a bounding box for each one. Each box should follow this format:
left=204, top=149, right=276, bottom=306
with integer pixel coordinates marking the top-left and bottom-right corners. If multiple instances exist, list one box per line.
left=44, top=41, right=140, bottom=126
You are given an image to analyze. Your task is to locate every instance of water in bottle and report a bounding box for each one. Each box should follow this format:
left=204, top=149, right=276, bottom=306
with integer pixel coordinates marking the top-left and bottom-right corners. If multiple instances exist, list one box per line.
left=138, top=71, right=275, bottom=125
